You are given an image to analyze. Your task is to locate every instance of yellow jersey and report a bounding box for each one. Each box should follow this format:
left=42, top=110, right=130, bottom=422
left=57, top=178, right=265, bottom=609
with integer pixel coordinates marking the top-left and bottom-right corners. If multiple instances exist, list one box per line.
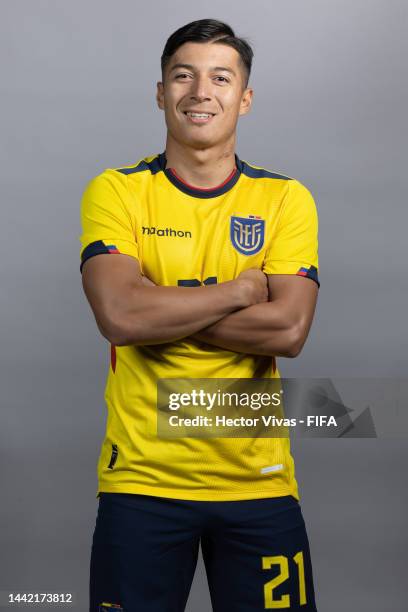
left=79, top=152, right=319, bottom=501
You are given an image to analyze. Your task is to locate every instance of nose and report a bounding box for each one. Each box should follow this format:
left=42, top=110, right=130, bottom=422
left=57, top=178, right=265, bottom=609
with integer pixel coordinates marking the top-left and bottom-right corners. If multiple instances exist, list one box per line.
left=189, top=75, right=212, bottom=102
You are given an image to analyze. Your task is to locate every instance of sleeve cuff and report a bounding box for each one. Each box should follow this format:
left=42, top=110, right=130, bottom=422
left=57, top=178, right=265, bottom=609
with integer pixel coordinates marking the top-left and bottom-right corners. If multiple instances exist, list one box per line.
left=80, top=239, right=139, bottom=272
left=263, top=261, right=320, bottom=287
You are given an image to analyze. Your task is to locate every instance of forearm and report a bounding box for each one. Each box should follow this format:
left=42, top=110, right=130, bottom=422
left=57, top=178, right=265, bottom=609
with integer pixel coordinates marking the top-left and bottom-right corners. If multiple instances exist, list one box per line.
left=192, top=301, right=302, bottom=357
left=104, top=281, right=249, bottom=346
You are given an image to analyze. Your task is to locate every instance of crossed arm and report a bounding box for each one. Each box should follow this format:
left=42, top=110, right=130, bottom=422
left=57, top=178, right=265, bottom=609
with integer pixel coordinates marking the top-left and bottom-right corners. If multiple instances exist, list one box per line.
left=81, top=253, right=318, bottom=358
left=191, top=274, right=317, bottom=357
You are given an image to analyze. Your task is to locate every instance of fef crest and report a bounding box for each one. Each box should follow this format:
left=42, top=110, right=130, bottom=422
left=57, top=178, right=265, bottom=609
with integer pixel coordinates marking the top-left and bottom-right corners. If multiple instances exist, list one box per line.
left=230, top=215, right=265, bottom=256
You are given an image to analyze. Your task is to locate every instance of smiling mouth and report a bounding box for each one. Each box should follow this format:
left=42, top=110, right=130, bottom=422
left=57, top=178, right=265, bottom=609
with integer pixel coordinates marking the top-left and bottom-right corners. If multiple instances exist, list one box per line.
left=183, top=111, right=216, bottom=123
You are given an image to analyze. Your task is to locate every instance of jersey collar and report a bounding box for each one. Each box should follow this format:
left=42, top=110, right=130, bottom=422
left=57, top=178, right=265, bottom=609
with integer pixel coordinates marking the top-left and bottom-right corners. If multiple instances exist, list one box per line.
left=157, top=151, right=242, bottom=199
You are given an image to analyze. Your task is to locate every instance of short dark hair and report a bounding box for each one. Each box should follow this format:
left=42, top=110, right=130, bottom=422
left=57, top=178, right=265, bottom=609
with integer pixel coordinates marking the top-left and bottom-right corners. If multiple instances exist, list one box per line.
left=161, top=19, right=254, bottom=88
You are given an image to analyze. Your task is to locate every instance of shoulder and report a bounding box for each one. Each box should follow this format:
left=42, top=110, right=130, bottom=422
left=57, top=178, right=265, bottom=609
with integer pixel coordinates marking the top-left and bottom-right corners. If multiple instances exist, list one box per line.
left=239, top=158, right=314, bottom=192
left=239, top=158, right=294, bottom=182
left=113, top=153, right=162, bottom=176
left=239, top=158, right=316, bottom=209
left=83, top=153, right=161, bottom=191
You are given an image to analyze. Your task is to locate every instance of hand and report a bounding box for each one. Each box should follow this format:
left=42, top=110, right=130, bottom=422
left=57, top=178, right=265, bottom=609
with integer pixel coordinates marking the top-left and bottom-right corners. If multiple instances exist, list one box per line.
left=236, top=268, right=268, bottom=307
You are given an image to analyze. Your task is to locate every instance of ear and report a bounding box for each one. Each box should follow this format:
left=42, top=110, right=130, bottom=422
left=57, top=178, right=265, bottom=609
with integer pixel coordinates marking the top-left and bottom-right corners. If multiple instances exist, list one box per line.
left=239, top=87, right=253, bottom=116
left=156, top=81, right=165, bottom=110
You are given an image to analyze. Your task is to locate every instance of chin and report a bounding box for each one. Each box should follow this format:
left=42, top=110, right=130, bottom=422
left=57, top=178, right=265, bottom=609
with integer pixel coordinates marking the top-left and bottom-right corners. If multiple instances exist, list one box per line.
left=168, top=124, right=220, bottom=149
left=179, top=133, right=217, bottom=149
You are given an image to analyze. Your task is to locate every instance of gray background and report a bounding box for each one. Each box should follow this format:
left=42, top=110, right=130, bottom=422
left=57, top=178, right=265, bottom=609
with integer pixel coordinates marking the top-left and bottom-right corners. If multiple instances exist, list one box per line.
left=1, top=0, right=407, bottom=610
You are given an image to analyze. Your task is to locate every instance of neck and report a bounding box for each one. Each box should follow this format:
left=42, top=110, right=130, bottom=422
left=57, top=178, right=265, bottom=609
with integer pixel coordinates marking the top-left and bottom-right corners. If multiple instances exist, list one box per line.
left=163, top=135, right=237, bottom=189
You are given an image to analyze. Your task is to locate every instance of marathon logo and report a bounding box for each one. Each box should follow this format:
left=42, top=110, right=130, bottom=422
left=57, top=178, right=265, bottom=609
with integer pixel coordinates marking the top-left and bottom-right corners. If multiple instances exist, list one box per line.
left=142, top=226, right=192, bottom=238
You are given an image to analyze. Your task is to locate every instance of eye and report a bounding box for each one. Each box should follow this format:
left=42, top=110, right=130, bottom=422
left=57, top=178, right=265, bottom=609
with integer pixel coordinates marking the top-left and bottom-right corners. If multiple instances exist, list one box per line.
left=214, top=76, right=229, bottom=83
left=175, top=73, right=191, bottom=80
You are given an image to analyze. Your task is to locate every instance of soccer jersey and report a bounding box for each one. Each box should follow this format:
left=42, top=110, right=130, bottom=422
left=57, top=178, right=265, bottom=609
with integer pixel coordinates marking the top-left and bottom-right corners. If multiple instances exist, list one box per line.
left=79, top=152, right=319, bottom=501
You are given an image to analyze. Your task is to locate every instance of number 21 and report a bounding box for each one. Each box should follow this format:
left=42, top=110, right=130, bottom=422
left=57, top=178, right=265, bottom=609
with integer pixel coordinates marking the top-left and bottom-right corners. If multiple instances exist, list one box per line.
left=262, top=551, right=306, bottom=608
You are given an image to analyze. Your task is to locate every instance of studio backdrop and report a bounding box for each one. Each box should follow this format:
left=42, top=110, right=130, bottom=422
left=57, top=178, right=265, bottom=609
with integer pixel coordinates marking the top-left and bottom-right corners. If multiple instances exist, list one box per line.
left=1, top=1, right=407, bottom=611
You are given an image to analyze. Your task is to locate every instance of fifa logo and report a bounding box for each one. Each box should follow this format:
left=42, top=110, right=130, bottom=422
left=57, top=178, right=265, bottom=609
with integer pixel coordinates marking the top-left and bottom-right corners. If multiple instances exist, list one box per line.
left=230, top=215, right=265, bottom=255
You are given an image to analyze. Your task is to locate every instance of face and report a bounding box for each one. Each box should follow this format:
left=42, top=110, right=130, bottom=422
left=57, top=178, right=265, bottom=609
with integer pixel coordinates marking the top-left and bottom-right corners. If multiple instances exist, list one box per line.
left=156, top=41, right=253, bottom=149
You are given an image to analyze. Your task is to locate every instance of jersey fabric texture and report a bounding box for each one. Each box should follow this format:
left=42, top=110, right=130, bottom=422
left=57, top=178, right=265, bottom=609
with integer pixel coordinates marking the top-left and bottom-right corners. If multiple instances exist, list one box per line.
left=79, top=152, right=319, bottom=502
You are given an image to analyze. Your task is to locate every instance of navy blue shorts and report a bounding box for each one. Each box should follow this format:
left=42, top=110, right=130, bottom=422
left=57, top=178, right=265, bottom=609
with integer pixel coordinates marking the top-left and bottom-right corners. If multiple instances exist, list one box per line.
left=90, top=493, right=317, bottom=611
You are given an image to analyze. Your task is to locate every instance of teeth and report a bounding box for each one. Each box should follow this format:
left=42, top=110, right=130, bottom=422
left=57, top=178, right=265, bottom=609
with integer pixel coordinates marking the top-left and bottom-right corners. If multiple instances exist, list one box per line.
left=186, top=112, right=212, bottom=118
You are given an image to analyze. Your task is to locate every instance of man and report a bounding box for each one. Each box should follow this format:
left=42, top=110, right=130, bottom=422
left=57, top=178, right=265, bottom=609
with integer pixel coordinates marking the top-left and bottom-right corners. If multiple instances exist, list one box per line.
left=80, top=18, right=319, bottom=612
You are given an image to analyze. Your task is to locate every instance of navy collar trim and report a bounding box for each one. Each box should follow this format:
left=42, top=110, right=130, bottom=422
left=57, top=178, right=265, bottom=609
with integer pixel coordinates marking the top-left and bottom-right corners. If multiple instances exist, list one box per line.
left=157, top=152, right=242, bottom=199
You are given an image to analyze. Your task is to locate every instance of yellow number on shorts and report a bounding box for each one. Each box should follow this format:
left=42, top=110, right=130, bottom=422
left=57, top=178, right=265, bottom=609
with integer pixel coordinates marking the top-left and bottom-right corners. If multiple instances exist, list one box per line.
left=293, top=551, right=306, bottom=605
left=262, top=556, right=290, bottom=609
left=262, top=551, right=307, bottom=609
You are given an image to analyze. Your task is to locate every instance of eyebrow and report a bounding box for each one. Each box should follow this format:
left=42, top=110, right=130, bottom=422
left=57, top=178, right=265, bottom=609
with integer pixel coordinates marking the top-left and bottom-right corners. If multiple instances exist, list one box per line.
left=169, top=63, right=237, bottom=77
